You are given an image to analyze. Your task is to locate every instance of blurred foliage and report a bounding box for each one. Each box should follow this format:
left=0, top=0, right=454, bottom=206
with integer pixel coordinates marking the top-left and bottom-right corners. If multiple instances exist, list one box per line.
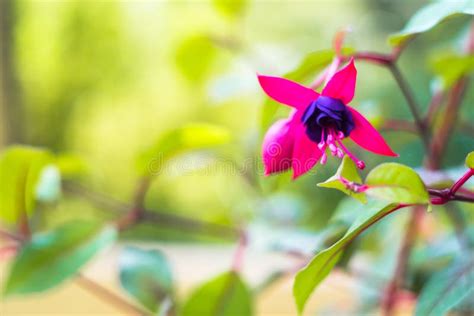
left=4, top=221, right=116, bottom=295
left=182, top=271, right=253, bottom=316
left=0, top=146, right=53, bottom=224
left=0, top=0, right=473, bottom=315
left=119, top=246, right=173, bottom=313
left=388, top=0, right=474, bottom=46
left=415, top=255, right=474, bottom=316
left=294, top=199, right=395, bottom=314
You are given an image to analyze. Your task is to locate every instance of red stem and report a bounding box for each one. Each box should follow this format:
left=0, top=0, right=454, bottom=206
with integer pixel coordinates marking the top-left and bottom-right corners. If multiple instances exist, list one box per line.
left=231, top=231, right=248, bottom=272
left=450, top=169, right=474, bottom=195
left=382, top=206, right=424, bottom=316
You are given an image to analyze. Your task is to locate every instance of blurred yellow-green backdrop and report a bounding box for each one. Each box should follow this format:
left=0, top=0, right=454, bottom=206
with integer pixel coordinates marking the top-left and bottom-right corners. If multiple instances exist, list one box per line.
left=1, top=0, right=473, bottom=315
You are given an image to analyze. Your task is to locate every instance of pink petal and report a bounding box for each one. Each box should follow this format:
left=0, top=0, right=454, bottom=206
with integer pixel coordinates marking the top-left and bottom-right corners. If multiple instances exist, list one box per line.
left=262, top=118, right=295, bottom=175
left=258, top=75, right=319, bottom=109
left=347, top=106, right=398, bottom=157
left=291, top=117, right=323, bottom=179
left=321, top=58, right=357, bottom=104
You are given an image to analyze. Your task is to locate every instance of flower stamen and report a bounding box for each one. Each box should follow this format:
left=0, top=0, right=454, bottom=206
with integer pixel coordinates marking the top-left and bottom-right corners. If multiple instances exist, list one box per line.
left=335, top=135, right=365, bottom=170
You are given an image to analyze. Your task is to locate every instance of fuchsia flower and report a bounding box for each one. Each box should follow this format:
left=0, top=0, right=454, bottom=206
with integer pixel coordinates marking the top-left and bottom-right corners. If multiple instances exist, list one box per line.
left=259, top=58, right=398, bottom=179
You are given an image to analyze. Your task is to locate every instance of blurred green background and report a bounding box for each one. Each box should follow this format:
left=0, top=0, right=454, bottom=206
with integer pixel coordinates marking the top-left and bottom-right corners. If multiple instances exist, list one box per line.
left=1, top=0, right=474, bottom=315
left=1, top=0, right=473, bottom=236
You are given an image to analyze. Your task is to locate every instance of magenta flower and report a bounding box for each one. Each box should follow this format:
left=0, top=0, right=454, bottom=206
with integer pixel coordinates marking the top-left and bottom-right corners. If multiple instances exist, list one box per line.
left=259, top=58, right=398, bottom=179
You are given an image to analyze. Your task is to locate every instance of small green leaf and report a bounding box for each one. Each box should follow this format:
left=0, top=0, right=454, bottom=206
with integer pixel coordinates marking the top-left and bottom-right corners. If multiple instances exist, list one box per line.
left=119, top=246, right=173, bottom=313
left=365, top=163, right=429, bottom=205
left=4, top=221, right=117, bottom=295
left=0, top=146, right=53, bottom=224
left=466, top=151, right=474, bottom=169
left=415, top=256, right=474, bottom=316
left=389, top=0, right=474, bottom=46
left=138, top=123, right=231, bottom=176
left=430, top=53, right=474, bottom=90
left=182, top=271, right=253, bottom=316
left=212, top=0, right=247, bottom=19
left=293, top=199, right=396, bottom=314
left=175, top=36, right=218, bottom=83
left=318, top=156, right=367, bottom=203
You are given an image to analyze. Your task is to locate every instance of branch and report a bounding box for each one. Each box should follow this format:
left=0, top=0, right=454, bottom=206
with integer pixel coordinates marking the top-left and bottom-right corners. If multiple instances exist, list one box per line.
left=380, top=119, right=417, bottom=134
left=63, top=181, right=239, bottom=239
left=428, top=169, right=474, bottom=205
left=424, top=90, right=445, bottom=126
left=116, top=176, right=151, bottom=231
left=0, top=227, right=23, bottom=242
left=76, top=274, right=147, bottom=316
left=427, top=78, right=469, bottom=169
left=353, top=51, right=392, bottom=65
left=349, top=51, right=430, bottom=150
left=141, top=211, right=239, bottom=239
left=231, top=231, right=248, bottom=272
left=382, top=206, right=424, bottom=316
left=388, top=64, right=430, bottom=150
left=450, top=168, right=474, bottom=195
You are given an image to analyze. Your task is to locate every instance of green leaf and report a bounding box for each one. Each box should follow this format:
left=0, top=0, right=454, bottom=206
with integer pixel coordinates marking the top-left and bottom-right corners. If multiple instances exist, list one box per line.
left=365, top=163, right=430, bottom=205
left=466, top=151, right=474, bottom=169
left=389, top=0, right=474, bottom=46
left=4, top=221, right=117, bottom=295
left=175, top=36, right=218, bottom=83
left=182, top=271, right=253, bottom=316
left=138, top=123, right=231, bottom=176
left=318, top=156, right=367, bottom=203
left=430, top=53, right=474, bottom=90
left=293, top=199, right=396, bottom=314
left=212, top=0, right=247, bottom=19
left=415, top=256, right=474, bottom=316
left=119, top=246, right=173, bottom=313
left=0, top=146, right=53, bottom=224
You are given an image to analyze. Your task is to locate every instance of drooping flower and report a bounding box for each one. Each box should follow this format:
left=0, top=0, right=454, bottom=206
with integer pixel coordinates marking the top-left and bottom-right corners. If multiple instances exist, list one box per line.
left=259, top=58, right=397, bottom=179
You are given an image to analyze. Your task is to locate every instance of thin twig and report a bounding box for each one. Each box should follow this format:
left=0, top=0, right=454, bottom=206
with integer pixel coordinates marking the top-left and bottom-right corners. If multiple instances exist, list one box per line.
left=63, top=181, right=240, bottom=239
left=424, top=90, right=445, bottom=126
left=427, top=168, right=474, bottom=205
left=388, top=64, right=430, bottom=150
left=382, top=206, right=423, bottom=316
left=427, top=78, right=469, bottom=169
left=116, top=176, right=152, bottom=231
left=231, top=231, right=248, bottom=272
left=380, top=119, right=417, bottom=134
left=353, top=52, right=392, bottom=65
left=76, top=274, right=146, bottom=316
left=0, top=228, right=23, bottom=242
left=141, top=212, right=239, bottom=239
left=450, top=168, right=474, bottom=195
